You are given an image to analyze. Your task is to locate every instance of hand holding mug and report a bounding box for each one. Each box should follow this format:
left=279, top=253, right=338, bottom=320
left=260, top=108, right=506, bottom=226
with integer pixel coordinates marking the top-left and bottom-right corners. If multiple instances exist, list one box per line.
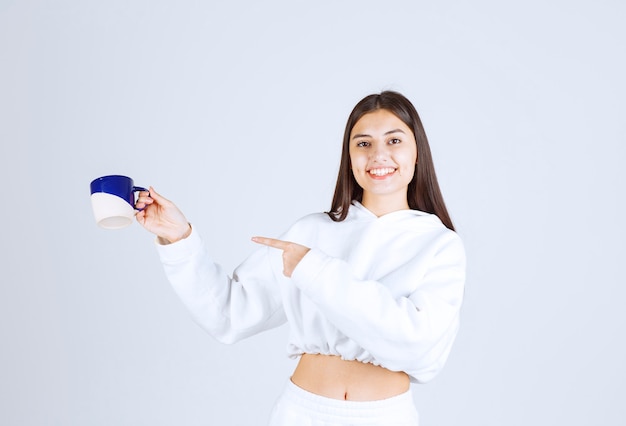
left=135, top=187, right=191, bottom=244
left=252, top=237, right=310, bottom=277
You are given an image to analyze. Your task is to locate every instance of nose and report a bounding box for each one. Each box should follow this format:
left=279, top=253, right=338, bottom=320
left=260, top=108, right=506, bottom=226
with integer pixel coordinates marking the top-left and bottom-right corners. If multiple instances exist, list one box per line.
left=370, top=143, right=389, bottom=162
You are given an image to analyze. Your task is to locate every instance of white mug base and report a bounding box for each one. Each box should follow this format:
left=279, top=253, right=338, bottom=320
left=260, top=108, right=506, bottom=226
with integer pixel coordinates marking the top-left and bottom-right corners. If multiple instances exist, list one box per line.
left=91, top=192, right=136, bottom=229
left=98, top=215, right=133, bottom=229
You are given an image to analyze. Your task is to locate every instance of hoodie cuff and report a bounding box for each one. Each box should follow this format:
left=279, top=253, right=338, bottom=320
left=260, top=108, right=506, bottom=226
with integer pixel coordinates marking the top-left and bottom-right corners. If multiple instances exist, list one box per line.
left=291, top=248, right=332, bottom=292
left=155, top=226, right=203, bottom=264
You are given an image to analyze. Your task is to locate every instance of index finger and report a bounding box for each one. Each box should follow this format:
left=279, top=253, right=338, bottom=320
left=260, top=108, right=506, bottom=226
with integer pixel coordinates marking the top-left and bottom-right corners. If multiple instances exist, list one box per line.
left=251, top=236, right=291, bottom=250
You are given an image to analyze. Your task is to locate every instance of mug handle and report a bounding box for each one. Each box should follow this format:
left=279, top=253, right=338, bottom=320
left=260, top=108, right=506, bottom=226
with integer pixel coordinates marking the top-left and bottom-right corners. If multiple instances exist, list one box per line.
left=133, top=186, right=149, bottom=211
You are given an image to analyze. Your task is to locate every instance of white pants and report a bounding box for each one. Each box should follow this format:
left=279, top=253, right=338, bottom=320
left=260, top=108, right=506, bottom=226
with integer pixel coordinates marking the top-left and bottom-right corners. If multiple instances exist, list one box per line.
left=268, top=380, right=419, bottom=426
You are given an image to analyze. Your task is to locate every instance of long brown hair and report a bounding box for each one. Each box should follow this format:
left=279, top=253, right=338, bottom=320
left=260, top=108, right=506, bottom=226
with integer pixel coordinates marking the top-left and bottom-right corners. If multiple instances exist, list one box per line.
left=327, top=91, right=455, bottom=231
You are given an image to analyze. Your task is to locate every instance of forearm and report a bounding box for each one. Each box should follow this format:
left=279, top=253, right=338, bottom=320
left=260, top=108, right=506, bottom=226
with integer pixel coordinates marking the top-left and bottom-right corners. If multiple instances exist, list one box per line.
left=157, top=228, right=286, bottom=343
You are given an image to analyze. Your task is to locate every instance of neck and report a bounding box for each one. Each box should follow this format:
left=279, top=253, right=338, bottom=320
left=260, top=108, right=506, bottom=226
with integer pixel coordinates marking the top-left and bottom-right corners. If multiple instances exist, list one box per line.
left=361, top=193, right=410, bottom=217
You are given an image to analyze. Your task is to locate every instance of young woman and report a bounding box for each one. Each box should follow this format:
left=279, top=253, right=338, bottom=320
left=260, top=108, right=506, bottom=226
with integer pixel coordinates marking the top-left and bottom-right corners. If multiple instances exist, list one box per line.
left=136, top=91, right=466, bottom=425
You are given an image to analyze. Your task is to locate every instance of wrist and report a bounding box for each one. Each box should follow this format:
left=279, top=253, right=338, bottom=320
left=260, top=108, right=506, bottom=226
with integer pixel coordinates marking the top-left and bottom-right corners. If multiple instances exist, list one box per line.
left=159, top=223, right=192, bottom=245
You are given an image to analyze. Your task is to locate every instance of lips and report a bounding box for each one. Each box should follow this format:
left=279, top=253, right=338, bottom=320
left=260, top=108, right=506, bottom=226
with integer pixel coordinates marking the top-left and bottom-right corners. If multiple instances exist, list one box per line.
left=368, top=167, right=396, bottom=177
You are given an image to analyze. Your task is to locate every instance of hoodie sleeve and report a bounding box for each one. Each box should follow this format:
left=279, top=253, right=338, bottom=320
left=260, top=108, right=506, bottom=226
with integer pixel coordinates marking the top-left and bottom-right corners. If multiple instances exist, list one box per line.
left=156, top=227, right=286, bottom=344
left=290, top=232, right=466, bottom=383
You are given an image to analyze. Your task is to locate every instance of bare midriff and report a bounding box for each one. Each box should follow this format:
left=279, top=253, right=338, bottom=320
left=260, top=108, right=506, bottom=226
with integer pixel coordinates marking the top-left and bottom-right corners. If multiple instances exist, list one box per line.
left=290, top=354, right=410, bottom=401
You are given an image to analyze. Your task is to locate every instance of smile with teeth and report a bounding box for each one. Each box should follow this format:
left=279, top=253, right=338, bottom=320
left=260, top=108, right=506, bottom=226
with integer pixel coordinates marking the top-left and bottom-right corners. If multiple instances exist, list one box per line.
left=368, top=167, right=396, bottom=177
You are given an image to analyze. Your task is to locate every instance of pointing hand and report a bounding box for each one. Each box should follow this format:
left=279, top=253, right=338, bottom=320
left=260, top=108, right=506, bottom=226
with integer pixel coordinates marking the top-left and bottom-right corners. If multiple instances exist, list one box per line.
left=251, top=237, right=310, bottom=277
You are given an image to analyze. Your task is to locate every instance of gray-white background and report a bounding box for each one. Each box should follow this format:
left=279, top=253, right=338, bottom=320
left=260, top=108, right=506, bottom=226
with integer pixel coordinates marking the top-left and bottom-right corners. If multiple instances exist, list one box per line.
left=1, top=0, right=624, bottom=425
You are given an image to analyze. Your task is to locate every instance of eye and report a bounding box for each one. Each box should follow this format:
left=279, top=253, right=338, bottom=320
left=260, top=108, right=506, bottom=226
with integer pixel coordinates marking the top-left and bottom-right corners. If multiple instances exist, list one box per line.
left=356, top=140, right=370, bottom=147
left=388, top=138, right=402, bottom=145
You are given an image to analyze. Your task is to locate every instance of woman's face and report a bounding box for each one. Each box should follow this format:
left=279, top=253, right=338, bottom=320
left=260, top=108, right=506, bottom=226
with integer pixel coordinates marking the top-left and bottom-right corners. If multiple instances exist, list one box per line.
left=349, top=109, right=417, bottom=212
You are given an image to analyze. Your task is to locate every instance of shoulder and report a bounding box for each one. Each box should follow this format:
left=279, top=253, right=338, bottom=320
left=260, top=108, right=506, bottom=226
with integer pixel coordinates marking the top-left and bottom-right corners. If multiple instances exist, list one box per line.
left=422, top=222, right=465, bottom=271
left=421, top=215, right=464, bottom=258
left=398, top=211, right=465, bottom=262
left=294, top=211, right=334, bottom=225
left=287, top=203, right=370, bottom=233
left=280, top=211, right=334, bottom=239
left=389, top=209, right=455, bottom=237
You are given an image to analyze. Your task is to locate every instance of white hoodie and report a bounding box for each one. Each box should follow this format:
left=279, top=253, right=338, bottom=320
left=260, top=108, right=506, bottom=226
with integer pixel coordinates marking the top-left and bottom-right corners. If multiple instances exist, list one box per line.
left=156, top=201, right=466, bottom=384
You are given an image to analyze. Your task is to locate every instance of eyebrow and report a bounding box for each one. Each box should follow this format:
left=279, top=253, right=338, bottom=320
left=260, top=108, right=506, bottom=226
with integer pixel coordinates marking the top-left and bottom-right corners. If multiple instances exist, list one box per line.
left=351, top=129, right=406, bottom=140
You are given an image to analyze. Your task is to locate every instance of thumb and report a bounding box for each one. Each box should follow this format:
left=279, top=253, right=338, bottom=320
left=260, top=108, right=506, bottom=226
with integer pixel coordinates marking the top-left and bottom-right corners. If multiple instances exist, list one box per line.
left=135, top=209, right=146, bottom=225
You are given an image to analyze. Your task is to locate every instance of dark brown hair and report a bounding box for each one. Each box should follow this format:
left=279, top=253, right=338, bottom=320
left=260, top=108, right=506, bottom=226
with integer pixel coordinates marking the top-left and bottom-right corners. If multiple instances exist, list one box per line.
left=327, top=91, right=455, bottom=231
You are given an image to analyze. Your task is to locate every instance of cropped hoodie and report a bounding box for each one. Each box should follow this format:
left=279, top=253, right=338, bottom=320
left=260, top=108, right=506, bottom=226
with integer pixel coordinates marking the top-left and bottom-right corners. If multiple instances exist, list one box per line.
left=156, top=201, right=466, bottom=384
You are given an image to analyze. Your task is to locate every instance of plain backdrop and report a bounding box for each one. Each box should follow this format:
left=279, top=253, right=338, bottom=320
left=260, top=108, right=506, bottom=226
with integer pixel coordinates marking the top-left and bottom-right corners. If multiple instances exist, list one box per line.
left=1, top=0, right=624, bottom=425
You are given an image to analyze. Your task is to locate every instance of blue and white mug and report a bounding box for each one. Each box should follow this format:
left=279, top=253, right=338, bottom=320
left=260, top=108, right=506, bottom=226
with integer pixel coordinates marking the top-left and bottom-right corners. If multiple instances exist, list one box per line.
left=90, top=175, right=147, bottom=229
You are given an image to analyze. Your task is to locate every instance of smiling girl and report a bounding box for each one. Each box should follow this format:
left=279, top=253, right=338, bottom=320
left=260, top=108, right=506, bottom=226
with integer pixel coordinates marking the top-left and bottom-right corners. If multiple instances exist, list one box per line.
left=136, top=91, right=465, bottom=425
